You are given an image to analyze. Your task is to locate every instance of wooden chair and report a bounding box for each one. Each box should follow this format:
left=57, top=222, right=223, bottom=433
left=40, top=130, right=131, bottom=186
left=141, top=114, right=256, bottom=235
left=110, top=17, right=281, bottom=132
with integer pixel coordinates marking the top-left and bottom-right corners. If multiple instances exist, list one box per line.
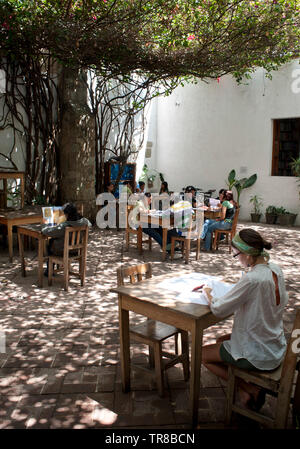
left=170, top=211, right=204, bottom=264
left=48, top=225, right=88, bottom=291
left=213, top=207, right=240, bottom=253
left=125, top=204, right=151, bottom=252
left=117, top=263, right=190, bottom=397
left=226, top=309, right=300, bottom=428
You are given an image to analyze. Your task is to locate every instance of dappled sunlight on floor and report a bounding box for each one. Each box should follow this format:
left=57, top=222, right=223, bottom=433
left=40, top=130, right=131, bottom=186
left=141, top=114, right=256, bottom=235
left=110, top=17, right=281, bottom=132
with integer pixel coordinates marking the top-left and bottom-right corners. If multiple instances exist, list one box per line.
left=0, top=221, right=299, bottom=428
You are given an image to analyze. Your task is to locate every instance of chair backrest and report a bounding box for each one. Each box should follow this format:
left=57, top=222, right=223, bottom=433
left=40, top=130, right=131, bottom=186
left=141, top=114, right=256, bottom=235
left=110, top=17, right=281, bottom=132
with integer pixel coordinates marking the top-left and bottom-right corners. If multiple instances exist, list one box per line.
left=189, top=210, right=204, bottom=239
left=231, top=207, right=240, bottom=234
left=126, top=204, right=136, bottom=230
left=117, top=263, right=152, bottom=286
left=63, top=225, right=89, bottom=260
left=278, top=309, right=300, bottom=392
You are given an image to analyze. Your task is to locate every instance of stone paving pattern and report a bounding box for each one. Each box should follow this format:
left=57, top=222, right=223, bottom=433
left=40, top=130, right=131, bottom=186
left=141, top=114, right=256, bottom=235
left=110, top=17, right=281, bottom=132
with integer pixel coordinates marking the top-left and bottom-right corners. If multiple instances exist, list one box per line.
left=0, top=221, right=299, bottom=429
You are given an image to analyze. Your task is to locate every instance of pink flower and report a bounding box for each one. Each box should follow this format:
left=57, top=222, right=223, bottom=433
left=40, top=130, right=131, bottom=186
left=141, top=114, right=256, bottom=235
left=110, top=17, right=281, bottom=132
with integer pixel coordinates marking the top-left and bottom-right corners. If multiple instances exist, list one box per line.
left=187, top=34, right=196, bottom=41
left=92, top=15, right=97, bottom=20
left=217, top=77, right=220, bottom=83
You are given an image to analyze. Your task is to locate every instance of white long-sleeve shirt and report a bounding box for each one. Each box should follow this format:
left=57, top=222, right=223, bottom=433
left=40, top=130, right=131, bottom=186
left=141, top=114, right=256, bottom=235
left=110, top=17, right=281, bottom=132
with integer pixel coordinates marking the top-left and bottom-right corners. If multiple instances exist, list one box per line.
left=210, top=262, right=289, bottom=370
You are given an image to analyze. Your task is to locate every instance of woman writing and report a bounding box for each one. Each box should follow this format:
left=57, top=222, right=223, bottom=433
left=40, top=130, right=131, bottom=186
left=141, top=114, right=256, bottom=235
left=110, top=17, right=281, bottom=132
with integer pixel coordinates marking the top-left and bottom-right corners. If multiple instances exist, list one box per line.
left=201, top=190, right=236, bottom=251
left=202, top=228, right=289, bottom=410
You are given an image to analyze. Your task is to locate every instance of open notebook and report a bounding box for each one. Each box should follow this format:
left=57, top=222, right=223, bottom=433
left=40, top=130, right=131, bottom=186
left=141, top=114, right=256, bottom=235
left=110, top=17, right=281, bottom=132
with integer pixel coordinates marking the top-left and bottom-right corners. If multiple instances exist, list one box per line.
left=158, top=273, right=234, bottom=305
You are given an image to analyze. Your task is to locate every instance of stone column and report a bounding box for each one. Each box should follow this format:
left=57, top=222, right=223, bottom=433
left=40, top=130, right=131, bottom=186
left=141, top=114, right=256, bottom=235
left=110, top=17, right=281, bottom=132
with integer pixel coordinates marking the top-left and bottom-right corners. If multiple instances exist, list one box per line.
left=59, top=68, right=96, bottom=221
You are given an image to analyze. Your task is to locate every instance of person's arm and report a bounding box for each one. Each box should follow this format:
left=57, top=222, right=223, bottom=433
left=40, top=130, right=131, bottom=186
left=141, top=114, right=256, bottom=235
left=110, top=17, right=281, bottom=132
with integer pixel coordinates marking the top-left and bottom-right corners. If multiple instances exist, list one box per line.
left=218, top=205, right=227, bottom=221
left=209, top=274, right=257, bottom=318
left=41, top=223, right=66, bottom=238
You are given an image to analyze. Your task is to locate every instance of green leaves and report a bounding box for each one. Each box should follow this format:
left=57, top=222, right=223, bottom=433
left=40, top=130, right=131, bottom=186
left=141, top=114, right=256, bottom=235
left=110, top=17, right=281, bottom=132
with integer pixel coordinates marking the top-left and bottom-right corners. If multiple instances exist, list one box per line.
left=226, top=170, right=258, bottom=205
left=0, top=0, right=299, bottom=80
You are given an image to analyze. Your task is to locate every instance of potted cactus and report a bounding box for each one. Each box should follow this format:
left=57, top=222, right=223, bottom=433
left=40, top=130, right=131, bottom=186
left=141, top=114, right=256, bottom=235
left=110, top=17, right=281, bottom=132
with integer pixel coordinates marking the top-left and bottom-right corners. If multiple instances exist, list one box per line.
left=265, top=205, right=278, bottom=224
left=250, top=195, right=263, bottom=223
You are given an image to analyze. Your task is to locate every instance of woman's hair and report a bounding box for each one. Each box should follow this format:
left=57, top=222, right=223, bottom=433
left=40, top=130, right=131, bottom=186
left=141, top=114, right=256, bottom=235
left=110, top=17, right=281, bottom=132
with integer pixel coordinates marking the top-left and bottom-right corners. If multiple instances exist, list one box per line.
left=160, top=181, right=169, bottom=194
left=105, top=182, right=114, bottom=191
left=233, top=228, right=272, bottom=252
left=63, top=203, right=82, bottom=221
left=225, top=190, right=238, bottom=208
left=219, top=188, right=226, bottom=196
left=144, top=192, right=151, bottom=198
left=139, top=181, right=145, bottom=188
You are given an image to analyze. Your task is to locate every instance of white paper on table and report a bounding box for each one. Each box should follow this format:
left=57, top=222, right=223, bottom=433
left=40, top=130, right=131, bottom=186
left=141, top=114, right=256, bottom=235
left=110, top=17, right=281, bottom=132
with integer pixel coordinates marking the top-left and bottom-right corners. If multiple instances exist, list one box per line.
left=176, top=291, right=210, bottom=305
left=158, top=273, right=234, bottom=305
left=209, top=198, right=220, bottom=207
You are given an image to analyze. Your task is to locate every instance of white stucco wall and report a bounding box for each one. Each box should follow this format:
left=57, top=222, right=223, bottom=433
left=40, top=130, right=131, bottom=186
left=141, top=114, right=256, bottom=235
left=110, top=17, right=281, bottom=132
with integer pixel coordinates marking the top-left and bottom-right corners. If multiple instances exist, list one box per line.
left=147, top=60, right=300, bottom=224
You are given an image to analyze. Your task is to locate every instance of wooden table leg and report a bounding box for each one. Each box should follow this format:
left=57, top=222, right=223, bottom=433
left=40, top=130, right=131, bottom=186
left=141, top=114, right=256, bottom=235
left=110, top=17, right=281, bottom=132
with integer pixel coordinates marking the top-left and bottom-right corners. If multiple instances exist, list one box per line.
left=137, top=226, right=143, bottom=254
left=37, top=237, right=44, bottom=288
left=7, top=223, right=14, bottom=262
left=118, top=295, right=130, bottom=392
left=17, top=229, right=25, bottom=277
left=185, top=237, right=191, bottom=264
left=190, top=322, right=203, bottom=428
left=162, top=228, right=167, bottom=261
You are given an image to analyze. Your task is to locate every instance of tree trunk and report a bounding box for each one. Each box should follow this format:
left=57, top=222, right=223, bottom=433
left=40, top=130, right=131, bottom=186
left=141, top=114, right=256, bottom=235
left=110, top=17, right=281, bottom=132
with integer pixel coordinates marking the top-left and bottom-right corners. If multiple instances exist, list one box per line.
left=58, top=68, right=96, bottom=220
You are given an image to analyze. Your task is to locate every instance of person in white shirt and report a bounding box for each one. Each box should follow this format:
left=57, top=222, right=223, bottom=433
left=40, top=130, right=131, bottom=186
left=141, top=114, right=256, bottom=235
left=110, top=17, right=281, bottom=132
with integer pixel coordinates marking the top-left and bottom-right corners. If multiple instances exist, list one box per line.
left=128, top=193, right=164, bottom=248
left=201, top=228, right=289, bottom=410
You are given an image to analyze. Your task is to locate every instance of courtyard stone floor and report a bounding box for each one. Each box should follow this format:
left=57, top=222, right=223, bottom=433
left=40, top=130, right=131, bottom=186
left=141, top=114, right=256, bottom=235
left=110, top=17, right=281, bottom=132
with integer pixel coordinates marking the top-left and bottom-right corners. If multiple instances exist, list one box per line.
left=0, top=221, right=299, bottom=430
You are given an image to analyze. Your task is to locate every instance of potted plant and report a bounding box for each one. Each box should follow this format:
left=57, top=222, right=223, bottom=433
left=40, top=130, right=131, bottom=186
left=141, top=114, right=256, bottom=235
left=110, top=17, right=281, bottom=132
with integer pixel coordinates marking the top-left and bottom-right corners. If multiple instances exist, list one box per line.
left=140, top=164, right=164, bottom=189
left=265, top=205, right=278, bottom=224
left=227, top=169, right=257, bottom=205
left=249, top=195, right=263, bottom=222
left=276, top=207, right=298, bottom=226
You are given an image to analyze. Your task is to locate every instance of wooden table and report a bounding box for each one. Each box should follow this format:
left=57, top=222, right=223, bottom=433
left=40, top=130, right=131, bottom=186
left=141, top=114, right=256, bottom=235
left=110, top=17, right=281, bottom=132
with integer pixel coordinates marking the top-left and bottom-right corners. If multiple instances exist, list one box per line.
left=0, top=206, right=43, bottom=261
left=17, top=223, right=48, bottom=288
left=112, top=271, right=228, bottom=428
left=138, top=208, right=221, bottom=261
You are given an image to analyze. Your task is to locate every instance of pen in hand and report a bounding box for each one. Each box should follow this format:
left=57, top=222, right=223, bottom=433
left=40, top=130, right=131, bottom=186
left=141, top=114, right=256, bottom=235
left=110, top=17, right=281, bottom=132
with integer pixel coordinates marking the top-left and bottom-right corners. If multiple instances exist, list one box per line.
left=192, top=284, right=205, bottom=292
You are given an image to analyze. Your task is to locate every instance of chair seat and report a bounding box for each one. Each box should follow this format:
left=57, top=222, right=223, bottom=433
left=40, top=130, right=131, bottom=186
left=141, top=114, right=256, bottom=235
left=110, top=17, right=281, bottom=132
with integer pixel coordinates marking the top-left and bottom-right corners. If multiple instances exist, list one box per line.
left=130, top=320, right=179, bottom=343
left=230, top=365, right=282, bottom=392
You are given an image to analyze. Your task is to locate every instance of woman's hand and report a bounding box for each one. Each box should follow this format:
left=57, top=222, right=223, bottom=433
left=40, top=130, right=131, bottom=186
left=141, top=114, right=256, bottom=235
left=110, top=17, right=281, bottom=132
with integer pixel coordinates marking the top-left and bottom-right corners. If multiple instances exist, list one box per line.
left=203, top=287, right=213, bottom=304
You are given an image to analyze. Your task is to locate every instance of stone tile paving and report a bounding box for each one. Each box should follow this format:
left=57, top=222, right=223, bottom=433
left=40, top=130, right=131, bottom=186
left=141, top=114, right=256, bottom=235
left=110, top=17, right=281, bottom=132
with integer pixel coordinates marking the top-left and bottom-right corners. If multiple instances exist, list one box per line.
left=0, top=222, right=299, bottom=429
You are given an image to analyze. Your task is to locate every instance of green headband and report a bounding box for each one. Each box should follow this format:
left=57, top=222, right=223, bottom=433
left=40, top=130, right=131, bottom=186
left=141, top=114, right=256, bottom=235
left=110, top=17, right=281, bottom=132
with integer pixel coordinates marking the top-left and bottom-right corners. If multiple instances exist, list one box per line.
left=232, top=233, right=270, bottom=260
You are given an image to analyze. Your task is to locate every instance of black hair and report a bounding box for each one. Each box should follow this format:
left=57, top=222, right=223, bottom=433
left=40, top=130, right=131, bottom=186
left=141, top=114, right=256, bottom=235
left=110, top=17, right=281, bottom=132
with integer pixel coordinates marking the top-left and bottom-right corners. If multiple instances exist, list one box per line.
left=139, top=181, right=145, bottom=187
left=159, top=181, right=169, bottom=194
left=219, top=188, right=226, bottom=195
left=144, top=192, right=151, bottom=198
left=63, top=203, right=82, bottom=221
left=185, top=185, right=196, bottom=193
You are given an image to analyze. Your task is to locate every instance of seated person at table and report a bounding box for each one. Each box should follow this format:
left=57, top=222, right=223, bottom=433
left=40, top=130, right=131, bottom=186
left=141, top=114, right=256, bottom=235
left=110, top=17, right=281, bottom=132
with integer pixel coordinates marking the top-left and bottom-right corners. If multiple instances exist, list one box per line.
left=200, top=190, right=236, bottom=251
left=128, top=193, right=165, bottom=248
left=215, top=188, right=227, bottom=205
left=42, top=203, right=92, bottom=276
left=157, top=181, right=170, bottom=210
left=159, top=197, right=193, bottom=252
left=121, top=181, right=133, bottom=196
left=136, top=181, right=146, bottom=194
left=159, top=181, right=169, bottom=195
left=184, top=185, right=197, bottom=208
left=105, top=182, right=116, bottom=195
left=201, top=228, right=288, bottom=410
